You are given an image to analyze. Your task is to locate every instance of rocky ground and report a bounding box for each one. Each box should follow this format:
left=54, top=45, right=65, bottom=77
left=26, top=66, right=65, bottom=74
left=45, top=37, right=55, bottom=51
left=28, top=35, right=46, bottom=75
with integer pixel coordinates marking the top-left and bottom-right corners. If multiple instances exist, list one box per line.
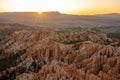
left=0, top=29, right=120, bottom=80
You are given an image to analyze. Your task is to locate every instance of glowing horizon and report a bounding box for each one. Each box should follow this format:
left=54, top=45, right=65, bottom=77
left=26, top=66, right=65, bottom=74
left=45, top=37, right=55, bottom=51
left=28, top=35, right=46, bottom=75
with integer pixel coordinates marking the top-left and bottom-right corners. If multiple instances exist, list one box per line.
left=0, top=0, right=120, bottom=15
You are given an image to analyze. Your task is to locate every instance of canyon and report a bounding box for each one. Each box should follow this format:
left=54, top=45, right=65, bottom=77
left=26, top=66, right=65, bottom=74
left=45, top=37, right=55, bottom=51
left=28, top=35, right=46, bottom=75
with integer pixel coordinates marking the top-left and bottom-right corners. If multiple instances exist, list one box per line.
left=0, top=29, right=120, bottom=80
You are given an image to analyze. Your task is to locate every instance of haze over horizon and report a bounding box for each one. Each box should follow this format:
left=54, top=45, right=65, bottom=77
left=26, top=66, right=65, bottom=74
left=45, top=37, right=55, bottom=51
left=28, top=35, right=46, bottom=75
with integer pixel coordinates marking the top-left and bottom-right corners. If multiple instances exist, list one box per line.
left=0, top=0, right=120, bottom=15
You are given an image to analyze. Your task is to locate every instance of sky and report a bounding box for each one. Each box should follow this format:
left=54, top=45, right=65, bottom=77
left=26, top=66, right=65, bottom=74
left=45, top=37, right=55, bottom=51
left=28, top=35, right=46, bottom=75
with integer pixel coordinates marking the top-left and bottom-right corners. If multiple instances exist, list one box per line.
left=0, top=0, right=120, bottom=15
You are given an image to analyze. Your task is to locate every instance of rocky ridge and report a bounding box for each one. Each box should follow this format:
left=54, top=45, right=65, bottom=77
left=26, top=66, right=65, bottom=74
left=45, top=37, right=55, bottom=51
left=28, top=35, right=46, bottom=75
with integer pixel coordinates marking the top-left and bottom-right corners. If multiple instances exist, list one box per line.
left=0, top=30, right=120, bottom=80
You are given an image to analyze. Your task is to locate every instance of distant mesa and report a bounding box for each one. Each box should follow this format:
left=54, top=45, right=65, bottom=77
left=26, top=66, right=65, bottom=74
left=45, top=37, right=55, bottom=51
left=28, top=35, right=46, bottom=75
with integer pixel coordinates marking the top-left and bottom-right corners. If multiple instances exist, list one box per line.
left=41, top=11, right=61, bottom=15
left=0, top=11, right=61, bottom=15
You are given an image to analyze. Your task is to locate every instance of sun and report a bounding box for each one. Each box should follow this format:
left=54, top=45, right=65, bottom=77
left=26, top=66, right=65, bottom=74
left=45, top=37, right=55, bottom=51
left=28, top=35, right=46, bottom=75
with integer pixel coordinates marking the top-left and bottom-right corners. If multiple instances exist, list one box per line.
left=37, top=12, right=42, bottom=14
